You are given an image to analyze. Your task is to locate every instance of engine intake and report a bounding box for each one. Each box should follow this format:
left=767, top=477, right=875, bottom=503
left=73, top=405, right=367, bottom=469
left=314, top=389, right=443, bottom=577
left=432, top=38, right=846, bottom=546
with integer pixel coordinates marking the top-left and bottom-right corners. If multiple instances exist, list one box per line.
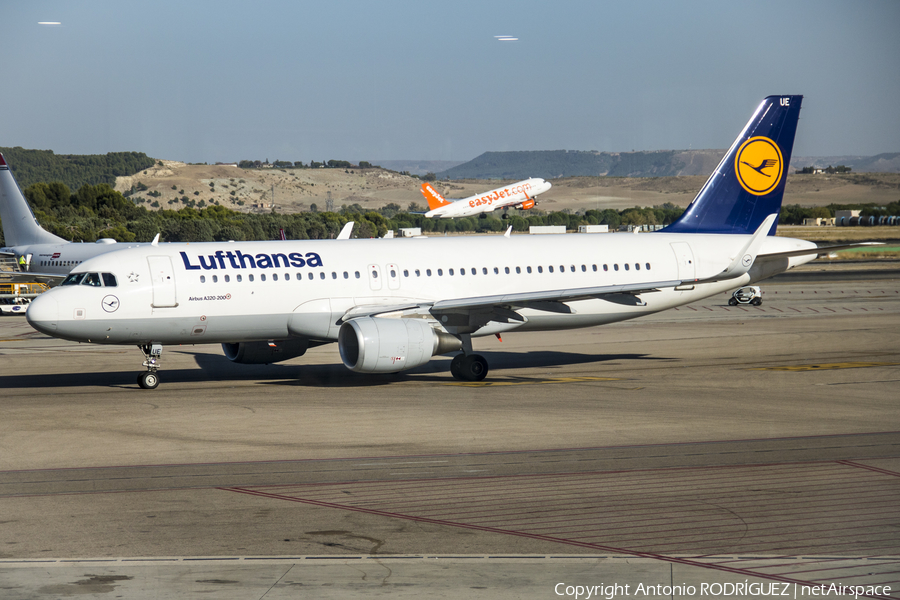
left=222, top=339, right=309, bottom=364
left=339, top=317, right=460, bottom=373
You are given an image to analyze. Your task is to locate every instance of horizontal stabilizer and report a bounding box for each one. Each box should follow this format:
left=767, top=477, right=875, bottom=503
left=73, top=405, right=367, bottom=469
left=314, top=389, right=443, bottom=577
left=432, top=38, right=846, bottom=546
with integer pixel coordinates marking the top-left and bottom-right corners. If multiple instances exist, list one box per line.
left=758, top=241, right=884, bottom=260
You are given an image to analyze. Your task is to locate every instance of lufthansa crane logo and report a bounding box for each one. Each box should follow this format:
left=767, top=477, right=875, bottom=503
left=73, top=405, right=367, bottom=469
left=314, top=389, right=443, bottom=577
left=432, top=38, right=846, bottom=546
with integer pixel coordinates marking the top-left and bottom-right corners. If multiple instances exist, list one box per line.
left=735, top=136, right=783, bottom=196
left=101, top=295, right=120, bottom=313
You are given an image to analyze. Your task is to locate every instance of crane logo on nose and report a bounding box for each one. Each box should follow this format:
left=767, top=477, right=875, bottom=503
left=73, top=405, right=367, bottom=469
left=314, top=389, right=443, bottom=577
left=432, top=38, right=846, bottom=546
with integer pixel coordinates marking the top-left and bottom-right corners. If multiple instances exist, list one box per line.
left=102, top=295, right=120, bottom=313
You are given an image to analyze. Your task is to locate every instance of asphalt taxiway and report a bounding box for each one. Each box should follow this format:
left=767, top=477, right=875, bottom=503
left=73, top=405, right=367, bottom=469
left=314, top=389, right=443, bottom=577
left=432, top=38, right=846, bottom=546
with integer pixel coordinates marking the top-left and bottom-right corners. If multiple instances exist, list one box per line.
left=0, top=266, right=898, bottom=599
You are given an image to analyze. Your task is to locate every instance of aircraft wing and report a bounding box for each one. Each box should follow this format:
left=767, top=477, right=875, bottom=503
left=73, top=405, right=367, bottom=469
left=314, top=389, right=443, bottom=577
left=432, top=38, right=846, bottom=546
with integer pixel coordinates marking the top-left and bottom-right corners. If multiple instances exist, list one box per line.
left=336, top=279, right=681, bottom=328
left=430, top=280, right=682, bottom=315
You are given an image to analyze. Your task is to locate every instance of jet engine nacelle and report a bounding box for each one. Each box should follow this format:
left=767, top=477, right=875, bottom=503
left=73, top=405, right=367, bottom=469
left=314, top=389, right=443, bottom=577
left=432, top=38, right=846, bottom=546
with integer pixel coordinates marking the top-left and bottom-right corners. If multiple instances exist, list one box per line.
left=338, top=317, right=461, bottom=373
left=221, top=339, right=309, bottom=364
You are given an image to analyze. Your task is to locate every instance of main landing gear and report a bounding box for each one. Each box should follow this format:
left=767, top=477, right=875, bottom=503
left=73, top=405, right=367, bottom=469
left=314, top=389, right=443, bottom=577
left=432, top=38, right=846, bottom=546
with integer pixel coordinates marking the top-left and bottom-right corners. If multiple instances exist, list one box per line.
left=137, top=343, right=162, bottom=389
left=450, top=353, right=489, bottom=381
left=448, top=334, right=489, bottom=382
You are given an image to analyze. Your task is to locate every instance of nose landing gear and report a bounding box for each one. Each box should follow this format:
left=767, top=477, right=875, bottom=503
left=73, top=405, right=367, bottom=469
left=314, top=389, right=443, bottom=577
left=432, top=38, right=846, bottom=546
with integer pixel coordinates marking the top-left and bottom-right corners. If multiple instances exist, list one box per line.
left=137, top=343, right=162, bottom=389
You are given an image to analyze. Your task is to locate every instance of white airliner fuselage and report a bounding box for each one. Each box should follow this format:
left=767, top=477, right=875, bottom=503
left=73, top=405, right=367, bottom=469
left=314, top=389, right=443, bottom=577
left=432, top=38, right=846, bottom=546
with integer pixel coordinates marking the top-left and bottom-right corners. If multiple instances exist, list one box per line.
left=26, top=230, right=817, bottom=360
left=423, top=178, right=551, bottom=218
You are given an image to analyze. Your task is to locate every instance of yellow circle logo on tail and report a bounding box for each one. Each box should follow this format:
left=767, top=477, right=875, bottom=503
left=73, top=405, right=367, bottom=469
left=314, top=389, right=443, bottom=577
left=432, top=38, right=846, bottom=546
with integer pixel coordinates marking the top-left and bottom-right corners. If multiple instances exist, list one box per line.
left=735, top=136, right=783, bottom=196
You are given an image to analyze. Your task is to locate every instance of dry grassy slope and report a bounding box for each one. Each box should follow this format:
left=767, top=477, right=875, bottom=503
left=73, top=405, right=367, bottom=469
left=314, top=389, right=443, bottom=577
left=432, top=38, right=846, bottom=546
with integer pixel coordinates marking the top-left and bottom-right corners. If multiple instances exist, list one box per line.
left=116, top=164, right=900, bottom=215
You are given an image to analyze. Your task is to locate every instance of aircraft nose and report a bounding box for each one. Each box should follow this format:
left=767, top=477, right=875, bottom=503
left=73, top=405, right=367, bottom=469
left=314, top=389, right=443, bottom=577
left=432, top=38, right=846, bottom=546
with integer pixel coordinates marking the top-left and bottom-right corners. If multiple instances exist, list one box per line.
left=26, top=294, right=59, bottom=333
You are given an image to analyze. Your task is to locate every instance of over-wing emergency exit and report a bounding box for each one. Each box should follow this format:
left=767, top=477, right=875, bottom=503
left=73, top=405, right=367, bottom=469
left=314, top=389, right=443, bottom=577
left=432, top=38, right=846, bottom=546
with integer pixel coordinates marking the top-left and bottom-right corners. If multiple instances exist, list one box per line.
left=421, top=178, right=551, bottom=218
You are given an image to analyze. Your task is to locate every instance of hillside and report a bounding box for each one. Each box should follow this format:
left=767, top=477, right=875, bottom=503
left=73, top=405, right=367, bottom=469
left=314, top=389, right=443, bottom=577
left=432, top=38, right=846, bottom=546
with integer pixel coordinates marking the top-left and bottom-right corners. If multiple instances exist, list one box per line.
left=0, top=146, right=154, bottom=189
left=375, top=160, right=465, bottom=176
left=437, top=149, right=726, bottom=179
left=113, top=164, right=900, bottom=216
left=3, top=147, right=895, bottom=217
left=792, top=153, right=900, bottom=173
left=440, top=149, right=900, bottom=180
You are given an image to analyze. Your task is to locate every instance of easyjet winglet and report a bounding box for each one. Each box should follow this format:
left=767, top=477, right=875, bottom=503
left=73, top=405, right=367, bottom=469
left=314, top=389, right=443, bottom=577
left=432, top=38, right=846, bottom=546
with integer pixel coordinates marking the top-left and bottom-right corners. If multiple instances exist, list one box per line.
left=420, top=182, right=451, bottom=210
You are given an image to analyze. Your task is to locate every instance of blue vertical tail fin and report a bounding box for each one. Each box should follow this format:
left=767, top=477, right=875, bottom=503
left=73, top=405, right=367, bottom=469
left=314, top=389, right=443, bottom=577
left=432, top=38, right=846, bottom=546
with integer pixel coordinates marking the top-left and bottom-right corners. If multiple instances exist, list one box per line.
left=661, top=95, right=802, bottom=235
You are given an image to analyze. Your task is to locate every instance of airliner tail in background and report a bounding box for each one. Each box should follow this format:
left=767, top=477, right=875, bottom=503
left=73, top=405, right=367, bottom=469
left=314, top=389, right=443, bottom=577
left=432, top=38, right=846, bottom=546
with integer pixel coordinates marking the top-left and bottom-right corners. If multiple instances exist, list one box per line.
left=0, top=153, right=141, bottom=284
left=420, top=182, right=451, bottom=210
left=0, top=153, right=67, bottom=247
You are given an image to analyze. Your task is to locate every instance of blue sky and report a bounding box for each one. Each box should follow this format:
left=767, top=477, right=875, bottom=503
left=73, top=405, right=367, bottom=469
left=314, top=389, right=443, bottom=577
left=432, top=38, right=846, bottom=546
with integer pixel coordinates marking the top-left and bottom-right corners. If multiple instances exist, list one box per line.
left=1, top=0, right=898, bottom=164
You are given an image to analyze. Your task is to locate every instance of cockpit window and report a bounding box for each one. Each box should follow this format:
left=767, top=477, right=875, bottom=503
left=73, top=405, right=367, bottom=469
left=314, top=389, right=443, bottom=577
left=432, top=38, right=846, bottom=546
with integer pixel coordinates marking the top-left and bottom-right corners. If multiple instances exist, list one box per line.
left=62, top=272, right=117, bottom=287
left=82, top=273, right=102, bottom=287
left=61, top=273, right=85, bottom=286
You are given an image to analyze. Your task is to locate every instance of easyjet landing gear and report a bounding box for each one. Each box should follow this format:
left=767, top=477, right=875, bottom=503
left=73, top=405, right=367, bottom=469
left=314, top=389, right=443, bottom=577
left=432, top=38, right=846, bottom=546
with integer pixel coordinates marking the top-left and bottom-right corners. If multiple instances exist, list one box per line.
left=449, top=334, right=489, bottom=382
left=137, top=343, right=162, bottom=389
